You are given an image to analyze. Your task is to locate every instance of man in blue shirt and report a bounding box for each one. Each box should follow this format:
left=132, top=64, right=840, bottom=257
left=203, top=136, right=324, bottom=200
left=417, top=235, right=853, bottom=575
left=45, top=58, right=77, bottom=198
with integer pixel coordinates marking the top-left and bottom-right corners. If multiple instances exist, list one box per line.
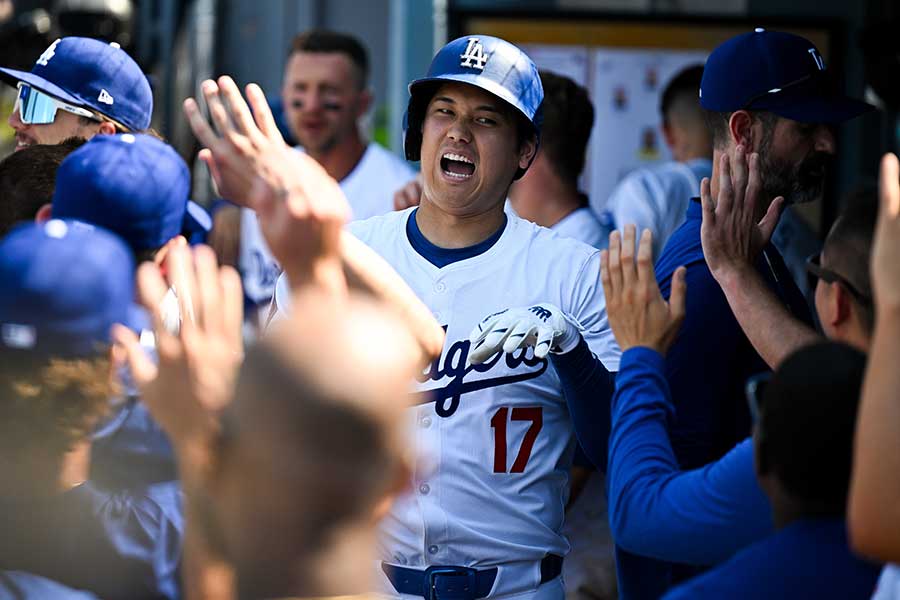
left=0, top=221, right=182, bottom=599
left=663, top=341, right=880, bottom=599
left=628, top=28, right=873, bottom=599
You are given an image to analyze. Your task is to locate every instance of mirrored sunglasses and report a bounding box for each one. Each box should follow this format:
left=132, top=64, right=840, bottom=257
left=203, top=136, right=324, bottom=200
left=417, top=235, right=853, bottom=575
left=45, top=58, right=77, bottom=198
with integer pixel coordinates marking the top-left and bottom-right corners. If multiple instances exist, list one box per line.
left=15, top=82, right=100, bottom=125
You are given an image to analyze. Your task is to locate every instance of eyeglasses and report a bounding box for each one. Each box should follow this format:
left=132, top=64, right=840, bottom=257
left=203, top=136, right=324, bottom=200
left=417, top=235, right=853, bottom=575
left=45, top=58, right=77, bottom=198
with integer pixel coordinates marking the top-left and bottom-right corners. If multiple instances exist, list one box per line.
left=14, top=82, right=101, bottom=125
left=745, top=372, right=772, bottom=423
left=805, top=254, right=871, bottom=304
left=742, top=73, right=815, bottom=110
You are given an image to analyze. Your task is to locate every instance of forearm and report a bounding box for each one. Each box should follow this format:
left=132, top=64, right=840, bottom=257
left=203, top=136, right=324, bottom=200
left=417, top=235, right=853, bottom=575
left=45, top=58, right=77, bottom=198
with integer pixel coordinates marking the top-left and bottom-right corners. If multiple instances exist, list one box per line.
left=849, top=309, right=900, bottom=561
left=607, top=348, right=772, bottom=564
left=339, top=231, right=445, bottom=365
left=550, top=337, right=615, bottom=470
left=715, top=266, right=820, bottom=369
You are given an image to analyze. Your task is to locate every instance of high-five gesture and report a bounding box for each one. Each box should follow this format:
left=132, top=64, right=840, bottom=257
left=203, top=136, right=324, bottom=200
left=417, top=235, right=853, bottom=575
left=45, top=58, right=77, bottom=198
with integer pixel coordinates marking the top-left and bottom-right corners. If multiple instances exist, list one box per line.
left=601, top=226, right=686, bottom=354
left=113, top=244, right=244, bottom=472
left=700, top=146, right=785, bottom=281
left=184, top=76, right=349, bottom=296
left=872, top=152, right=900, bottom=313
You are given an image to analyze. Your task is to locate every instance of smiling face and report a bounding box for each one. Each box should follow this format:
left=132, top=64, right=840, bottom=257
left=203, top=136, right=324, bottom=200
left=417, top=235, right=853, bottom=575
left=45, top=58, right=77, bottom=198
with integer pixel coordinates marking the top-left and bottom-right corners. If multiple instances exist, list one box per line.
left=8, top=107, right=100, bottom=150
left=281, top=51, right=370, bottom=157
left=419, top=81, right=536, bottom=217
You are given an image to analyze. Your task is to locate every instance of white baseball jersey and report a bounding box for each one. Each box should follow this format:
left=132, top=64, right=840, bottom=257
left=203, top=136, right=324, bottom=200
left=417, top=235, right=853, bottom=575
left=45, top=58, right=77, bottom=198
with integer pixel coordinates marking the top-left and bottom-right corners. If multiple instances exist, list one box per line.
left=598, top=158, right=712, bottom=258
left=277, top=208, right=620, bottom=598
left=239, top=143, right=416, bottom=304
left=551, top=207, right=611, bottom=250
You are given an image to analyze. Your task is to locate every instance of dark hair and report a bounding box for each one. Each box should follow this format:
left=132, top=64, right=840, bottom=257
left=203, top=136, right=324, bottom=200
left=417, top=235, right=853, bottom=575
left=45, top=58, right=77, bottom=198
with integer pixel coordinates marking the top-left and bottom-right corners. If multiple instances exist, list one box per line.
left=758, top=342, right=866, bottom=515
left=0, top=137, right=86, bottom=237
left=660, top=65, right=704, bottom=124
left=824, top=186, right=879, bottom=333
left=288, top=30, right=369, bottom=88
left=0, top=350, right=115, bottom=459
left=537, top=70, right=594, bottom=184
left=704, top=109, right=777, bottom=149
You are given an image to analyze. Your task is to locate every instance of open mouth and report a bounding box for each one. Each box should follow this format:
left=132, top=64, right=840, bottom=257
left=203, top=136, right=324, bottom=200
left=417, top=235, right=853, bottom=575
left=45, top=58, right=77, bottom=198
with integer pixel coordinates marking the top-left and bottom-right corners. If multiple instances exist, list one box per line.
left=440, top=152, right=476, bottom=180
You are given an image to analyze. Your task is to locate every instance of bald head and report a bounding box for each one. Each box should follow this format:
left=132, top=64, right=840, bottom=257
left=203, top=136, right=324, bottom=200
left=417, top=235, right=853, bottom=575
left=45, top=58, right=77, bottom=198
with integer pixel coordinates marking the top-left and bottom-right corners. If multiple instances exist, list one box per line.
left=207, top=293, right=418, bottom=599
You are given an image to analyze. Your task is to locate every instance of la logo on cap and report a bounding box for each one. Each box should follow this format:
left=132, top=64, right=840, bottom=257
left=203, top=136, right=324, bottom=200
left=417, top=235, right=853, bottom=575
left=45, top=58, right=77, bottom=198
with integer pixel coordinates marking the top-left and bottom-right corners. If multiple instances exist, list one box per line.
left=98, top=89, right=114, bottom=105
left=460, top=38, right=488, bottom=70
left=35, top=39, right=61, bottom=67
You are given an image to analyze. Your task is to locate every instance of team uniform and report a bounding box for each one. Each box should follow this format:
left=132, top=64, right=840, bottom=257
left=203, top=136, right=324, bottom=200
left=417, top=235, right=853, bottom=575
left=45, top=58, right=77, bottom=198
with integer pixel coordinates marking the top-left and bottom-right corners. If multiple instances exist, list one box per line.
left=551, top=205, right=610, bottom=250
left=239, top=143, right=416, bottom=307
left=276, top=207, right=620, bottom=599
left=598, top=158, right=712, bottom=259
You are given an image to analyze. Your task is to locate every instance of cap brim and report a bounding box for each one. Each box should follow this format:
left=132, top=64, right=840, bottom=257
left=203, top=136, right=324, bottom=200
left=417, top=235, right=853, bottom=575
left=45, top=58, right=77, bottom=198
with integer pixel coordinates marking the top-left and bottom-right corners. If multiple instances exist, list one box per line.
left=0, top=67, right=85, bottom=107
left=760, top=92, right=875, bottom=124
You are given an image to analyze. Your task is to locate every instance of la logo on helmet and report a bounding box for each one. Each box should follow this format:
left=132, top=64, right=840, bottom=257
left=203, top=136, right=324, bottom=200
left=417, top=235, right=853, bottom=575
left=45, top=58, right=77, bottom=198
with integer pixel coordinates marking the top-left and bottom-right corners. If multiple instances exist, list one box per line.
left=36, top=39, right=61, bottom=67
left=460, top=38, right=488, bottom=70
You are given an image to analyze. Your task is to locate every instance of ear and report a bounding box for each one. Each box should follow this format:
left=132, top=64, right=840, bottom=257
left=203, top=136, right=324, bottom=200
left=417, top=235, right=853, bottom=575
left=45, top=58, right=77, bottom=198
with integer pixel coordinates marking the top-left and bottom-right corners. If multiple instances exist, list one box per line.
left=34, top=203, right=52, bottom=223
left=356, top=88, right=373, bottom=119
left=517, top=134, right=538, bottom=171
left=661, top=121, right=677, bottom=151
left=832, top=284, right=854, bottom=328
left=98, top=121, right=118, bottom=136
left=727, top=110, right=754, bottom=148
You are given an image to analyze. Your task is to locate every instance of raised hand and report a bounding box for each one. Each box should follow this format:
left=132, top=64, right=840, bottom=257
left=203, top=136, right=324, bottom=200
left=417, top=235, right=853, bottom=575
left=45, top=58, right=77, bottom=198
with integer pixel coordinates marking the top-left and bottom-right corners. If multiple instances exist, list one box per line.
left=184, top=76, right=349, bottom=296
left=393, top=174, right=423, bottom=211
left=700, top=146, right=785, bottom=281
left=113, top=244, right=243, bottom=470
left=872, top=152, right=900, bottom=313
left=601, top=225, right=686, bottom=354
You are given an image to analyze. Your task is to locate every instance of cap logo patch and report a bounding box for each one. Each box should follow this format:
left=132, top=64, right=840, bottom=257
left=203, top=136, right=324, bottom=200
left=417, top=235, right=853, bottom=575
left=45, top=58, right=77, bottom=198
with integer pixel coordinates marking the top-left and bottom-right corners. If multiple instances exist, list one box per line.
left=460, top=38, right=488, bottom=71
left=35, top=39, right=61, bottom=67
left=808, top=48, right=825, bottom=71
left=98, top=89, right=115, bottom=105
left=2, top=324, right=36, bottom=349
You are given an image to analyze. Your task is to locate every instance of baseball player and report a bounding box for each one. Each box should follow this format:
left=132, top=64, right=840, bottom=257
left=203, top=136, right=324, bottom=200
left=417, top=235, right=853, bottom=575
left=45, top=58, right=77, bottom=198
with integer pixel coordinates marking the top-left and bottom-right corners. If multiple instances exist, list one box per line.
left=270, top=35, right=620, bottom=599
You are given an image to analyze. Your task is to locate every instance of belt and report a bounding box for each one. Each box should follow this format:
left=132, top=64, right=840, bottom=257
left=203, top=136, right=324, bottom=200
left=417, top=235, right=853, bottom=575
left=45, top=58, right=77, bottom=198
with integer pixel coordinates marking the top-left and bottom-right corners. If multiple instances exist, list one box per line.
left=381, top=554, right=563, bottom=600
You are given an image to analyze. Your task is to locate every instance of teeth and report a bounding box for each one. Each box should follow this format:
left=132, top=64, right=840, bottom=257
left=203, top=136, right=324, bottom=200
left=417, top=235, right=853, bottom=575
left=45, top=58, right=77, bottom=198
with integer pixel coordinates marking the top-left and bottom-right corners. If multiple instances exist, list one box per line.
left=444, top=170, right=471, bottom=180
left=442, top=152, right=474, bottom=165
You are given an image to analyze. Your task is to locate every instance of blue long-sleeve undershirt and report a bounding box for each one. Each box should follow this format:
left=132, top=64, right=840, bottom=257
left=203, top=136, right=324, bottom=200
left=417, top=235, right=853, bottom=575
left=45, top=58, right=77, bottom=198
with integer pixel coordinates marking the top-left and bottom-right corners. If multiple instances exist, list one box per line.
left=550, top=336, right=616, bottom=470
left=607, top=346, right=774, bottom=566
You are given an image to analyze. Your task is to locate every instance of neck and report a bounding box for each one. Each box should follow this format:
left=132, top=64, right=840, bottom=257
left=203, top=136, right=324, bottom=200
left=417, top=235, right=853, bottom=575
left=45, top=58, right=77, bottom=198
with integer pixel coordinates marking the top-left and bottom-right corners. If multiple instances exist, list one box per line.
left=0, top=440, right=91, bottom=500
left=306, top=133, right=367, bottom=183
left=414, top=196, right=507, bottom=249
left=510, top=166, right=582, bottom=229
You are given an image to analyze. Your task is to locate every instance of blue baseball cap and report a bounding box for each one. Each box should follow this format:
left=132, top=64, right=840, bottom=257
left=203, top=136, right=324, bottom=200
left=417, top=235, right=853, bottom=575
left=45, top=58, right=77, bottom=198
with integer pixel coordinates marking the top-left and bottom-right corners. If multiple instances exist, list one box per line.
left=0, top=37, right=153, bottom=131
left=52, top=133, right=192, bottom=254
left=0, top=219, right=135, bottom=357
left=700, top=28, right=873, bottom=124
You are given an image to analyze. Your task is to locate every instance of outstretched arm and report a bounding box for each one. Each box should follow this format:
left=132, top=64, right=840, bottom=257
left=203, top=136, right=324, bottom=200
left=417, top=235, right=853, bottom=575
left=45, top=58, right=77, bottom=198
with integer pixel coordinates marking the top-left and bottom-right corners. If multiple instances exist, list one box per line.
left=700, top=147, right=819, bottom=369
left=184, top=77, right=443, bottom=364
left=849, top=153, right=900, bottom=562
left=602, top=226, right=772, bottom=565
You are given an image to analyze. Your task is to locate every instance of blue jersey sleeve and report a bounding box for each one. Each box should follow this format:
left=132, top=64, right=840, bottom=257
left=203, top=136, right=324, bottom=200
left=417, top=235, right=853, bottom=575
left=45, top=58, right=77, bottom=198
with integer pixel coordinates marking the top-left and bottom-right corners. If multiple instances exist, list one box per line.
left=607, top=347, right=774, bottom=566
left=550, top=337, right=615, bottom=470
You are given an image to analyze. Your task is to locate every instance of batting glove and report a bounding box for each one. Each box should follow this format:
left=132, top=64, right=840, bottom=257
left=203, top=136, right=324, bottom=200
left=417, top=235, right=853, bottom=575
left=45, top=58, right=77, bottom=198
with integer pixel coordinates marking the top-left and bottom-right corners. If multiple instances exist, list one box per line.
left=468, top=303, right=582, bottom=364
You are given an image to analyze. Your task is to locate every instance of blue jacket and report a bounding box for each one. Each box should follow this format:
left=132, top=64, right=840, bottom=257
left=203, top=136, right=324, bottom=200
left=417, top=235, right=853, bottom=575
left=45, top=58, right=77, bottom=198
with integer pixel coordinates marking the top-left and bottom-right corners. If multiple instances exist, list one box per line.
left=663, top=519, right=881, bottom=599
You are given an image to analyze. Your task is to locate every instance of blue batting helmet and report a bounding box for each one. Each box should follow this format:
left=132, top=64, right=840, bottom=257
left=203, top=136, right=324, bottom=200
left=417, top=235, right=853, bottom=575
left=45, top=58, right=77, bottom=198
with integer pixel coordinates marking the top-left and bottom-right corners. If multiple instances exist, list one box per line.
left=403, top=35, right=544, bottom=180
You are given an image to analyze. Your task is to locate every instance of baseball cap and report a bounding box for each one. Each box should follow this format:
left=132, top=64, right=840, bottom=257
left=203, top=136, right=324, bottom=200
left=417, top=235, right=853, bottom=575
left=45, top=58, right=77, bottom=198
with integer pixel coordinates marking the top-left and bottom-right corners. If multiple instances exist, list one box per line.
left=0, top=219, right=135, bottom=357
left=700, top=28, right=873, bottom=124
left=52, top=133, right=192, bottom=254
left=0, top=36, right=152, bottom=131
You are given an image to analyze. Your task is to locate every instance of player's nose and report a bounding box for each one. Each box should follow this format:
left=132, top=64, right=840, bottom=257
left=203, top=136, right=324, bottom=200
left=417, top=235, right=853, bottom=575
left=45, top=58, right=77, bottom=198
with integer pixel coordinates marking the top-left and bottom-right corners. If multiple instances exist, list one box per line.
left=446, top=119, right=472, bottom=144
left=8, top=107, right=24, bottom=131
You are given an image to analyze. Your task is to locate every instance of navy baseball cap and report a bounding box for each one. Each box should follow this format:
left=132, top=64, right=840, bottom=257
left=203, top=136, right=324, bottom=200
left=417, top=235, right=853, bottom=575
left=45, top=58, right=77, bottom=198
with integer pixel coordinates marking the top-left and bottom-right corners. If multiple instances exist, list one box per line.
left=0, top=219, right=135, bottom=357
left=52, top=133, right=193, bottom=254
left=700, top=28, right=873, bottom=124
left=0, top=37, right=152, bottom=131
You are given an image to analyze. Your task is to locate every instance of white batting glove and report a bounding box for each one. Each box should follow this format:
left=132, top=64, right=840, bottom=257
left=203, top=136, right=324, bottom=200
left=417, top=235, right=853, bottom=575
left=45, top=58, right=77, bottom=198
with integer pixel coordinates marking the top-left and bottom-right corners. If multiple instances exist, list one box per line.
left=468, top=303, right=582, bottom=364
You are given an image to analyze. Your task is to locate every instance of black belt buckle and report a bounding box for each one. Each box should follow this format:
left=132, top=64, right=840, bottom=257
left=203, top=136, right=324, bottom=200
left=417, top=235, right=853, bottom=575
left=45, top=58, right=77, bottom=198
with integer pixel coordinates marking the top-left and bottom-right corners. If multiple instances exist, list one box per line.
left=424, top=565, right=478, bottom=600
